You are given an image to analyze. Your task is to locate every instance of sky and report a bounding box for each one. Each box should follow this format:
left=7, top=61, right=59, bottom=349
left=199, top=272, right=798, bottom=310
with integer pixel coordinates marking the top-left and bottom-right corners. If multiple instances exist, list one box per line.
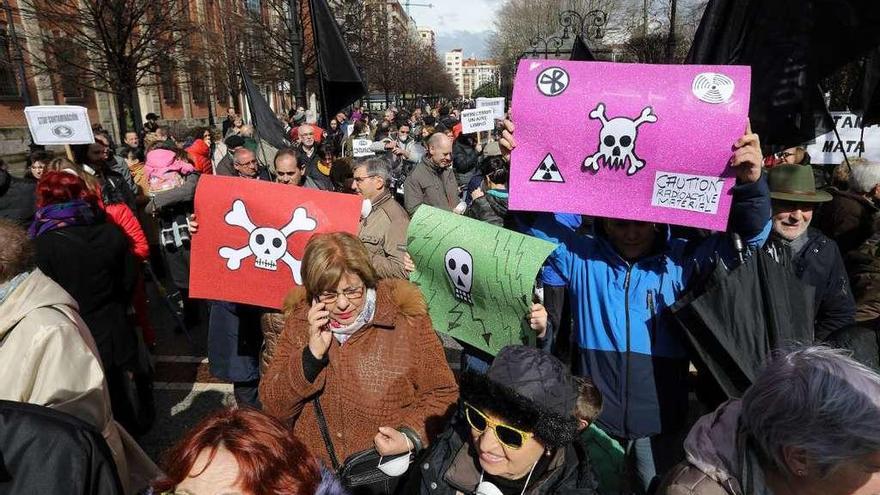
left=408, top=0, right=497, bottom=59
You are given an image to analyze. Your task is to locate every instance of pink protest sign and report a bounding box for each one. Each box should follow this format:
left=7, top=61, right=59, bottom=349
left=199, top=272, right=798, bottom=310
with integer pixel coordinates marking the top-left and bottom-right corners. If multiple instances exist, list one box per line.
left=510, top=60, right=751, bottom=231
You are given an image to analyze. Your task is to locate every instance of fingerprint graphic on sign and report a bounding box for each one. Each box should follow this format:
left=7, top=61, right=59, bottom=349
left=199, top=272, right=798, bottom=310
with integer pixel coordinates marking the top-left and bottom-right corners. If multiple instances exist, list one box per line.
left=691, top=73, right=735, bottom=104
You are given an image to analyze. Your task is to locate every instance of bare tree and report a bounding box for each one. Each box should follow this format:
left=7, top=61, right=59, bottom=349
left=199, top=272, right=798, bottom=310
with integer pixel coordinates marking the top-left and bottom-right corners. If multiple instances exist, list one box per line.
left=489, top=0, right=621, bottom=95
left=19, top=0, right=194, bottom=135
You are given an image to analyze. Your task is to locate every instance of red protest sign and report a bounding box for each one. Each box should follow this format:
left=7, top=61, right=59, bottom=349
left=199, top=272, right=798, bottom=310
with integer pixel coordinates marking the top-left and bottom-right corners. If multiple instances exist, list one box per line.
left=189, top=175, right=362, bottom=309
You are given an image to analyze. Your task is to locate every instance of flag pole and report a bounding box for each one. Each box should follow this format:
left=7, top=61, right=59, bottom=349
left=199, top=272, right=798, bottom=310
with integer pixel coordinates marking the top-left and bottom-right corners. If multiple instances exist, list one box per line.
left=307, top=0, right=330, bottom=129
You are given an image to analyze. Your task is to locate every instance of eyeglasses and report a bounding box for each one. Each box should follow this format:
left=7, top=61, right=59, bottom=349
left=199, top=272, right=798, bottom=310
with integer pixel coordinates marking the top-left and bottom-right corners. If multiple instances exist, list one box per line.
left=317, top=285, right=365, bottom=304
left=353, top=175, right=375, bottom=183
left=463, top=402, right=533, bottom=450
left=236, top=159, right=258, bottom=167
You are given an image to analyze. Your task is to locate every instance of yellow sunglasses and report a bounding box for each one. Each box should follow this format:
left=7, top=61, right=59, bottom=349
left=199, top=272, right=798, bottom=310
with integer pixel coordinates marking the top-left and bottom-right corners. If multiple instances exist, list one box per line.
left=463, top=402, right=533, bottom=450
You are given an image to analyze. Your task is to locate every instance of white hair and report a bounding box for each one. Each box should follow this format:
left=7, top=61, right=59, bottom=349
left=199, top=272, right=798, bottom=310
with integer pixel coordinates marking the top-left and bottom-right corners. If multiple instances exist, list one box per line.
left=849, top=159, right=880, bottom=193
left=741, top=346, right=880, bottom=478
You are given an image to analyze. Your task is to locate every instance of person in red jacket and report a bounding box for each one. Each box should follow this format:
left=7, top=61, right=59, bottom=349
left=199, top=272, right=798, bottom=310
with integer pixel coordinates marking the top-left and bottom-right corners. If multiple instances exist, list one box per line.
left=186, top=127, right=214, bottom=175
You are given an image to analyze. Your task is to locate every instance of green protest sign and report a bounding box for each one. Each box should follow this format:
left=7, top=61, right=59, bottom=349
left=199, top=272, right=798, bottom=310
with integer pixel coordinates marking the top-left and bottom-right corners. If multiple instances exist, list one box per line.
left=407, top=206, right=557, bottom=356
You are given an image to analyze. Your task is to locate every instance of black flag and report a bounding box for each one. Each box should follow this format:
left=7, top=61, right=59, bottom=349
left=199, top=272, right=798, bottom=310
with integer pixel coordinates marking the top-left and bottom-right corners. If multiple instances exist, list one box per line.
left=240, top=68, right=292, bottom=150
left=309, top=0, right=367, bottom=118
left=850, top=47, right=880, bottom=128
left=569, top=35, right=596, bottom=62
left=688, top=0, right=880, bottom=148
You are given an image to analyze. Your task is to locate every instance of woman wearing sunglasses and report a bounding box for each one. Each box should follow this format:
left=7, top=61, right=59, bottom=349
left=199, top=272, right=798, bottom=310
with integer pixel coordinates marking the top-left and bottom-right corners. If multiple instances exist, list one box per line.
left=260, top=232, right=459, bottom=491
left=411, top=345, right=599, bottom=495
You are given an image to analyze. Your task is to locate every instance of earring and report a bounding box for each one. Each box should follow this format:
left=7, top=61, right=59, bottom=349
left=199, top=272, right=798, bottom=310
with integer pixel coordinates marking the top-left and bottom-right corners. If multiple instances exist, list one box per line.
left=545, top=449, right=552, bottom=457
left=797, top=469, right=807, bottom=477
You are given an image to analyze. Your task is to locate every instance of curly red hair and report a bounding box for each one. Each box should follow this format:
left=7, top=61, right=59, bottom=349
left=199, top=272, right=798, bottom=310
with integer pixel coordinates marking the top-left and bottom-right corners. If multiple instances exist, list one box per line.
left=35, top=170, right=98, bottom=208
left=152, top=407, right=321, bottom=495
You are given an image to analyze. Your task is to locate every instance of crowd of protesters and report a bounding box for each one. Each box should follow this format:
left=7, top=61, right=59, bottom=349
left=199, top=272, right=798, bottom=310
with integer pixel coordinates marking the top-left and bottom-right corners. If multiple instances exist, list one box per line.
left=0, top=97, right=879, bottom=495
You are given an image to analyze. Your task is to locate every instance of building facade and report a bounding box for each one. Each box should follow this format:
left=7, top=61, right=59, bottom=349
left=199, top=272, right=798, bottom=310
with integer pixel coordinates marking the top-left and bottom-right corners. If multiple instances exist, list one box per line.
left=462, top=57, right=499, bottom=98
left=0, top=0, right=289, bottom=169
left=444, top=49, right=463, bottom=97
left=417, top=27, right=435, bottom=50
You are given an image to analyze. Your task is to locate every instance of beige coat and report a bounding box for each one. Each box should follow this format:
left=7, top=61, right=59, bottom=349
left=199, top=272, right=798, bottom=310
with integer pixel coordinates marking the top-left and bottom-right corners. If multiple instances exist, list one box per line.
left=359, top=191, right=410, bottom=279
left=0, top=269, right=159, bottom=494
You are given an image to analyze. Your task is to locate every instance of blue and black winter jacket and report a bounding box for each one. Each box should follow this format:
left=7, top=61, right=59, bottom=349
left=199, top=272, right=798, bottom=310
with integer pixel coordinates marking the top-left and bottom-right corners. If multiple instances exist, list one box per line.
left=526, top=176, right=771, bottom=439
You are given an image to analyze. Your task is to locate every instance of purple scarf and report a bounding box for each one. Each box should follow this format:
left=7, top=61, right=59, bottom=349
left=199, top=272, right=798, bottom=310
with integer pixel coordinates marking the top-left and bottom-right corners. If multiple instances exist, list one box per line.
left=28, top=200, right=97, bottom=238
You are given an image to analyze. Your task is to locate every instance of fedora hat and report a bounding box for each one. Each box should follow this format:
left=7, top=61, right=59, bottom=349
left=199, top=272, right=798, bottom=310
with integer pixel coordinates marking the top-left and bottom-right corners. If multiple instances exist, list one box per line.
left=768, top=164, right=832, bottom=203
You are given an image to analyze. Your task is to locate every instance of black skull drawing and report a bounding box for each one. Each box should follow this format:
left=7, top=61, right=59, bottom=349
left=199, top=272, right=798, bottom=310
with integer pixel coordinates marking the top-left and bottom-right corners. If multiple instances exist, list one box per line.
left=582, top=103, right=657, bottom=177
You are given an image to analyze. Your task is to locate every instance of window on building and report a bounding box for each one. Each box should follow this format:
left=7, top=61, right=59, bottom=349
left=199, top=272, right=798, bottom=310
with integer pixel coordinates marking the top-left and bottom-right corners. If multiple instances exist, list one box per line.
left=0, top=25, right=19, bottom=97
left=190, top=64, right=207, bottom=104
left=52, top=39, right=87, bottom=100
left=160, top=56, right=179, bottom=104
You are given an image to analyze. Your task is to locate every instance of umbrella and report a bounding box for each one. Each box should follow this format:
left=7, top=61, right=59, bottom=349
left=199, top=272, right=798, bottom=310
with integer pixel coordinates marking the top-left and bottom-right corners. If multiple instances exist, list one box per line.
left=671, top=245, right=815, bottom=401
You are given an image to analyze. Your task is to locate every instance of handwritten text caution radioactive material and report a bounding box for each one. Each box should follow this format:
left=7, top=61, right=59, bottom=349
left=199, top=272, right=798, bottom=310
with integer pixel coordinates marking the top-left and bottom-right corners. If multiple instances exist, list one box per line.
left=651, top=172, right=725, bottom=214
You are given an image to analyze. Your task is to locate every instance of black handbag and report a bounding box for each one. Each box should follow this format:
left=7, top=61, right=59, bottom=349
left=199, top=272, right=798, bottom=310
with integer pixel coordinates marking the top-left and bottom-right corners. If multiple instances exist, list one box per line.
left=313, top=397, right=405, bottom=495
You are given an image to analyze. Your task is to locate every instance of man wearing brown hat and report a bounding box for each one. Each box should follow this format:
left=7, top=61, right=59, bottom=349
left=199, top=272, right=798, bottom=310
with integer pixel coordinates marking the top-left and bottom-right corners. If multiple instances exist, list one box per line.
left=765, top=164, right=856, bottom=339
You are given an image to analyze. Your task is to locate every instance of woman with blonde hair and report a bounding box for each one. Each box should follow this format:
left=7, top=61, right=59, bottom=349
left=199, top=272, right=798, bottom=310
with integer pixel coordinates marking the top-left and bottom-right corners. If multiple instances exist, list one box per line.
left=260, top=232, right=458, bottom=493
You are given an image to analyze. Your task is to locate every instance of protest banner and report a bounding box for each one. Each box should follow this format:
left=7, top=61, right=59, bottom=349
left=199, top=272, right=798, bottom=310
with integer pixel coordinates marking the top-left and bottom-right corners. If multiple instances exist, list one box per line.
left=476, top=97, right=506, bottom=119
left=189, top=175, right=362, bottom=309
left=352, top=138, right=374, bottom=158
left=24, top=105, right=94, bottom=145
left=407, top=206, right=556, bottom=356
left=510, top=60, right=751, bottom=231
left=805, top=112, right=880, bottom=164
left=460, top=107, right=496, bottom=134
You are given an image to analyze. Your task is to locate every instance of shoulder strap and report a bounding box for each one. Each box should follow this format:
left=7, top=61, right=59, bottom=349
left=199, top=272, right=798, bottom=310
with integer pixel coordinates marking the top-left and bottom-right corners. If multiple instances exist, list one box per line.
left=313, top=396, right=341, bottom=470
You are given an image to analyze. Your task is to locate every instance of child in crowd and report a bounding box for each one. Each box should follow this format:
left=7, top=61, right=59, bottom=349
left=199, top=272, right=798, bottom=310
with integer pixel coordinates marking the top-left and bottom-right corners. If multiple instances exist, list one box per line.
left=574, top=376, right=626, bottom=495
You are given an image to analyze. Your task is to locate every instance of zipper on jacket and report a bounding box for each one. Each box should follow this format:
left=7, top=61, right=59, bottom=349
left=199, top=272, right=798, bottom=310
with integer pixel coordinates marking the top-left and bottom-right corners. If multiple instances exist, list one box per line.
left=647, top=290, right=657, bottom=348
left=623, top=266, right=632, bottom=439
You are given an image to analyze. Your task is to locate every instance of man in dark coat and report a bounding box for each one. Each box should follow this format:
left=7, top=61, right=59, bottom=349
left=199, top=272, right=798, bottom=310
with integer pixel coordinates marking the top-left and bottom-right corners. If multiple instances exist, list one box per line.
left=206, top=158, right=270, bottom=408
left=0, top=159, right=36, bottom=225
left=764, top=165, right=856, bottom=340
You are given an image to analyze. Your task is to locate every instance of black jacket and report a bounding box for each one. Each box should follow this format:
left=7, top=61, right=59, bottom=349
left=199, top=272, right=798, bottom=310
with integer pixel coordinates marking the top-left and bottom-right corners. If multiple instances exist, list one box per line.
left=408, top=415, right=598, bottom=495
left=767, top=227, right=856, bottom=340
left=466, top=191, right=509, bottom=227
left=0, top=169, right=35, bottom=225
left=34, top=219, right=138, bottom=368
left=452, top=140, right=479, bottom=188
left=298, top=145, right=333, bottom=191
left=0, top=400, right=124, bottom=495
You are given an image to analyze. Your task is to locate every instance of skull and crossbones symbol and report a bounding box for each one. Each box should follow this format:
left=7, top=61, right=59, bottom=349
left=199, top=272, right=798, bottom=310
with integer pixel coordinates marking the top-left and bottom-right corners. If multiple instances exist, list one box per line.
left=582, top=103, right=657, bottom=177
left=218, top=199, right=317, bottom=284
left=445, top=247, right=473, bottom=304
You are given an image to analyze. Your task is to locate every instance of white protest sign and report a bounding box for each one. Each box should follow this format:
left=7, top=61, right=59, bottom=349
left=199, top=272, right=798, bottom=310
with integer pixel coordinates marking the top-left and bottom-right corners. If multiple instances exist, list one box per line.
left=806, top=112, right=880, bottom=164
left=24, top=105, right=94, bottom=145
left=651, top=171, right=725, bottom=214
left=461, top=108, right=495, bottom=134
left=352, top=138, right=374, bottom=158
left=476, top=97, right=506, bottom=120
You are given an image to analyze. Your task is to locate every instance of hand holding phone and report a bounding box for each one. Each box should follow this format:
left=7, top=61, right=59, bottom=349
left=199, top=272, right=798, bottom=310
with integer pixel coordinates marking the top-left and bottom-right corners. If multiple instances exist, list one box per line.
left=307, top=300, right=333, bottom=359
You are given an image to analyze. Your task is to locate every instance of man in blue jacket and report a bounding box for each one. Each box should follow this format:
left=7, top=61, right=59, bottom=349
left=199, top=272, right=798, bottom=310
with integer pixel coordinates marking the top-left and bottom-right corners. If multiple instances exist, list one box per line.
left=523, top=127, right=770, bottom=492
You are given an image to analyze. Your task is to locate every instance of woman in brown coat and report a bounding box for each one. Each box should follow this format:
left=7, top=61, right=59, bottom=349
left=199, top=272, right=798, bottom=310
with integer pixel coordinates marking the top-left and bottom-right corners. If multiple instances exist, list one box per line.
left=259, top=232, right=458, bottom=471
